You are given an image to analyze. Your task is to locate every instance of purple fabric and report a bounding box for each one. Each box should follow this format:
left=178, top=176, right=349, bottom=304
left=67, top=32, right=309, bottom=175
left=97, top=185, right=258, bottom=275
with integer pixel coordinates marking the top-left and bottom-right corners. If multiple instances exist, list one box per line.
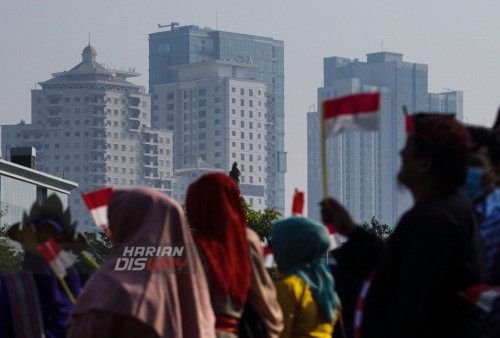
left=0, top=253, right=81, bottom=338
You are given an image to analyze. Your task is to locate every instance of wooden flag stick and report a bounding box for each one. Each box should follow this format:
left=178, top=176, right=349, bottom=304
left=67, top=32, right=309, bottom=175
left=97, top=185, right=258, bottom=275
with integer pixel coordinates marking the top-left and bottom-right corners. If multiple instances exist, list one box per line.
left=57, top=276, right=76, bottom=304
left=81, top=250, right=100, bottom=269
left=321, top=101, right=329, bottom=198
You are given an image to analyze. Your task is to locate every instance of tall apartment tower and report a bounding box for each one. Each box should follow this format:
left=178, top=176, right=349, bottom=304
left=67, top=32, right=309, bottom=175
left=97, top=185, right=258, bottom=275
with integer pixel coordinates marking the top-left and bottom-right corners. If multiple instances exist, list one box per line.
left=307, top=52, right=463, bottom=226
left=2, top=45, right=174, bottom=229
left=154, top=61, right=268, bottom=209
left=149, top=25, right=286, bottom=214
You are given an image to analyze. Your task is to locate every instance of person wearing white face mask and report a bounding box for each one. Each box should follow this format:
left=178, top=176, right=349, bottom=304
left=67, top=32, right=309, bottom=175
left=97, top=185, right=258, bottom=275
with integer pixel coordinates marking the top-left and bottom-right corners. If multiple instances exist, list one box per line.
left=463, top=126, right=500, bottom=338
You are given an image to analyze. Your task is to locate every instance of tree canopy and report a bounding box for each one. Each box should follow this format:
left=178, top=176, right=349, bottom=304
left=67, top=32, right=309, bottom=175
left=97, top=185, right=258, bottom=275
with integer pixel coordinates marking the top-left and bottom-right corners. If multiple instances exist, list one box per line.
left=361, top=216, right=392, bottom=240
left=241, top=198, right=281, bottom=242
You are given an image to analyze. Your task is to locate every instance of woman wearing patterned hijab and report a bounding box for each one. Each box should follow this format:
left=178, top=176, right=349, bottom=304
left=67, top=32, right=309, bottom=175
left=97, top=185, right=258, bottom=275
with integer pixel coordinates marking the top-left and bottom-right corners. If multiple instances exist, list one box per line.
left=68, top=187, right=215, bottom=338
left=272, top=216, right=340, bottom=338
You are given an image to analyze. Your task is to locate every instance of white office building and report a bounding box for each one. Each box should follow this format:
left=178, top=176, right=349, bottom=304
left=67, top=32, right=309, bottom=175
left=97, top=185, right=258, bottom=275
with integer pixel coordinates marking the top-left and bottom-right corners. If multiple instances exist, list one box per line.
left=307, top=52, right=463, bottom=227
left=2, top=45, right=174, bottom=229
left=154, top=61, right=268, bottom=210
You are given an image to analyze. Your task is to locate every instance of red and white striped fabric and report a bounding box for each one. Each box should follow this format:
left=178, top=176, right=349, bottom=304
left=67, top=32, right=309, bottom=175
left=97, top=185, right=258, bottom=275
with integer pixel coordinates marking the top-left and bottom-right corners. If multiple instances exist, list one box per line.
left=460, top=284, right=500, bottom=312
left=263, top=245, right=276, bottom=268
left=322, top=93, right=381, bottom=137
left=291, top=190, right=305, bottom=216
left=354, top=271, right=375, bottom=338
left=324, top=223, right=341, bottom=250
left=38, top=238, right=74, bottom=277
left=82, top=187, right=114, bottom=242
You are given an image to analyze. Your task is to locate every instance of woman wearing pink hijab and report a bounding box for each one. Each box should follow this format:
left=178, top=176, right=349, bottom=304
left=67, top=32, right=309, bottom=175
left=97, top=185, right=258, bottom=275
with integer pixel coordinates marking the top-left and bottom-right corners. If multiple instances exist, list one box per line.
left=68, top=187, right=215, bottom=338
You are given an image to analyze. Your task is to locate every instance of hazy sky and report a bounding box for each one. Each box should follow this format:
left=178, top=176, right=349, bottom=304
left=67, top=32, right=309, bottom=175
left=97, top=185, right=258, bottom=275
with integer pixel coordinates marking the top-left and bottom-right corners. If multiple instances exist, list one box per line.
left=2, top=1, right=500, bottom=216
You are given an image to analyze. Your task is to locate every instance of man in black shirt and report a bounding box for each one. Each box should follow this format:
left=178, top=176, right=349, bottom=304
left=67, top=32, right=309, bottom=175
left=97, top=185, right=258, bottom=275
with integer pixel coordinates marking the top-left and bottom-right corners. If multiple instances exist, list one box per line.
left=322, top=113, right=485, bottom=338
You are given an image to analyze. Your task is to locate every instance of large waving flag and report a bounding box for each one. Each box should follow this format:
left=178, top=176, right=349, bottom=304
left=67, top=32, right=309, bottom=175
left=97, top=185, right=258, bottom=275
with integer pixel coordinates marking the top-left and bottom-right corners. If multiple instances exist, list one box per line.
left=320, top=92, right=381, bottom=198
left=322, top=92, right=380, bottom=137
left=82, top=187, right=114, bottom=242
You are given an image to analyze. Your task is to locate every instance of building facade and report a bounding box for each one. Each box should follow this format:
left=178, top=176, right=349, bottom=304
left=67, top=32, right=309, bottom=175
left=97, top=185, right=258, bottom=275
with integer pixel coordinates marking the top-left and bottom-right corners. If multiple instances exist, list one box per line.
left=155, top=61, right=268, bottom=210
left=307, top=52, right=463, bottom=227
left=0, top=154, right=78, bottom=228
left=2, top=45, right=174, bottom=229
left=149, top=25, right=286, bottom=214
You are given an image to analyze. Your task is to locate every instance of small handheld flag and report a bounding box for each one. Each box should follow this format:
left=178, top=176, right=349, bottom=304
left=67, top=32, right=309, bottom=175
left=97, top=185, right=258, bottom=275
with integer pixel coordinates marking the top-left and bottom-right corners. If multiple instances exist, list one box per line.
left=460, top=284, right=500, bottom=312
left=82, top=187, right=114, bottom=243
left=263, top=245, right=276, bottom=268
left=38, top=238, right=76, bottom=304
left=292, top=190, right=305, bottom=216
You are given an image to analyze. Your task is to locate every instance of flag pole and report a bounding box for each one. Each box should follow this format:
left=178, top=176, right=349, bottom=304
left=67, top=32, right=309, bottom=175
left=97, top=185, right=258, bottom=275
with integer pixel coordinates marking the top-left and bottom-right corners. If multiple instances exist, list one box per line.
left=57, top=276, right=76, bottom=304
left=321, top=101, right=329, bottom=198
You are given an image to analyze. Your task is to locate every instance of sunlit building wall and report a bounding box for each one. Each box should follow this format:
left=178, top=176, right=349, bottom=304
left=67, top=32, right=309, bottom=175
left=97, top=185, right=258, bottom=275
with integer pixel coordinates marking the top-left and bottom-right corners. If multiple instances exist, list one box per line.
left=149, top=25, right=286, bottom=214
left=308, top=52, right=463, bottom=227
left=2, top=45, right=174, bottom=230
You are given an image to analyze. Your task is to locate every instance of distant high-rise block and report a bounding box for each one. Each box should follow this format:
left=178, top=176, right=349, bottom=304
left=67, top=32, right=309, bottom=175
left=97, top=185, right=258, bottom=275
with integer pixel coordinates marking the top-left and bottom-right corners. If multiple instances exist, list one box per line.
left=2, top=45, right=174, bottom=229
left=154, top=61, right=268, bottom=210
left=308, top=52, right=463, bottom=226
left=149, top=25, right=286, bottom=214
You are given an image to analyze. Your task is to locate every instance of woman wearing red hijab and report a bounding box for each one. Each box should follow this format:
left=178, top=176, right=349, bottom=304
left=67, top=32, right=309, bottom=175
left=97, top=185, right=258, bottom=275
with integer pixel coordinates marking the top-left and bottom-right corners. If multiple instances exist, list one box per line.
left=186, top=173, right=283, bottom=338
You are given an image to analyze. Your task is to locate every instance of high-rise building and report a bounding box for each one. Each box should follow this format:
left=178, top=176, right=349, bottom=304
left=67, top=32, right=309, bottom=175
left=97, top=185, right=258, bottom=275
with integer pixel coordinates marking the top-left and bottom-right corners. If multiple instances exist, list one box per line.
left=154, top=61, right=268, bottom=209
left=2, top=45, right=174, bottom=229
left=307, top=52, right=463, bottom=226
left=149, top=25, right=286, bottom=214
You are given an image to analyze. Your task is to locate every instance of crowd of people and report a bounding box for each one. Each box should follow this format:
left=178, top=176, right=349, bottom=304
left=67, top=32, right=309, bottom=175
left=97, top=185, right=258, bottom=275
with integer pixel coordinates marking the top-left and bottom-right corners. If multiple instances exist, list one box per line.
left=1, top=112, right=500, bottom=337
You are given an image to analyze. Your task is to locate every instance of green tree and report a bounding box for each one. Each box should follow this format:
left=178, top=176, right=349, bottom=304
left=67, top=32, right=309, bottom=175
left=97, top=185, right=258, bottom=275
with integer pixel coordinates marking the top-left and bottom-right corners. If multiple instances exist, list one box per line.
left=361, top=216, right=392, bottom=240
left=0, top=227, right=24, bottom=273
left=0, top=206, right=24, bottom=273
left=241, top=198, right=281, bottom=242
left=74, top=231, right=113, bottom=285
left=81, top=231, right=113, bottom=264
left=241, top=199, right=281, bottom=281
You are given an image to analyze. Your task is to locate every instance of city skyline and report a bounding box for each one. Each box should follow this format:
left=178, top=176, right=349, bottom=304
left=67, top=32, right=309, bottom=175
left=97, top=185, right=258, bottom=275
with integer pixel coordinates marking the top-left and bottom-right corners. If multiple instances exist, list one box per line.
left=2, top=1, right=500, bottom=217
left=148, top=25, right=286, bottom=214
left=308, top=52, right=462, bottom=226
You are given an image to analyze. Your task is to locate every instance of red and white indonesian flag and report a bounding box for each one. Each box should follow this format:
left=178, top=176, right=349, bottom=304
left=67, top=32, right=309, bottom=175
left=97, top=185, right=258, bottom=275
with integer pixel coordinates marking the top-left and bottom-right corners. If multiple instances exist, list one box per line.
left=292, top=190, right=305, bottom=216
left=263, top=245, right=276, bottom=268
left=461, top=284, right=500, bottom=312
left=38, top=238, right=74, bottom=277
left=324, top=223, right=341, bottom=250
left=82, top=187, right=114, bottom=242
left=322, top=93, right=381, bottom=137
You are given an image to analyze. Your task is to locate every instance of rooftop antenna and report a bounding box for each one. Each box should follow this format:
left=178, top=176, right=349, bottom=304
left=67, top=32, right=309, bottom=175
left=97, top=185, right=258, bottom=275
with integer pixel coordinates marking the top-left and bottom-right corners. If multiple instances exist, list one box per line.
left=88, top=32, right=91, bottom=45
left=158, top=22, right=179, bottom=31
left=216, top=11, right=219, bottom=30
left=381, top=40, right=384, bottom=51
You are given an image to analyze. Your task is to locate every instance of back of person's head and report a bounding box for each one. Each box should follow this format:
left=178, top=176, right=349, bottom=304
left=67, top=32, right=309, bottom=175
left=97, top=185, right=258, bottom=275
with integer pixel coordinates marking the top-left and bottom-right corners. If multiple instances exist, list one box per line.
left=185, top=173, right=250, bottom=310
left=108, top=187, right=184, bottom=244
left=185, top=172, right=245, bottom=234
left=467, top=126, right=500, bottom=167
left=272, top=217, right=330, bottom=273
left=412, top=113, right=472, bottom=193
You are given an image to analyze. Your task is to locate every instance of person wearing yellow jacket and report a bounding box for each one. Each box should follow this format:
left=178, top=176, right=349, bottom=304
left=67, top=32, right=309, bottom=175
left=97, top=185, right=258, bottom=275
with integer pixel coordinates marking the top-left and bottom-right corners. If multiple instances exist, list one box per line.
left=272, top=217, right=340, bottom=337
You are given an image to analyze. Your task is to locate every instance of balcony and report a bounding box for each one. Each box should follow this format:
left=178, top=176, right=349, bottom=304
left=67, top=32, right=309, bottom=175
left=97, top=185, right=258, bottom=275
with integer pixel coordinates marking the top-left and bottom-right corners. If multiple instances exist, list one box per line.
left=129, top=108, right=140, bottom=119
left=143, top=160, right=159, bottom=168
left=130, top=97, right=140, bottom=107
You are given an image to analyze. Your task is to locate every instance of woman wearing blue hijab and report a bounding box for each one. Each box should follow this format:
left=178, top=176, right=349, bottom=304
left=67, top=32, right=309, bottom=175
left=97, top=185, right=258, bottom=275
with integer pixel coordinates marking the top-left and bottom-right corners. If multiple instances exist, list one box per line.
left=272, top=217, right=340, bottom=337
